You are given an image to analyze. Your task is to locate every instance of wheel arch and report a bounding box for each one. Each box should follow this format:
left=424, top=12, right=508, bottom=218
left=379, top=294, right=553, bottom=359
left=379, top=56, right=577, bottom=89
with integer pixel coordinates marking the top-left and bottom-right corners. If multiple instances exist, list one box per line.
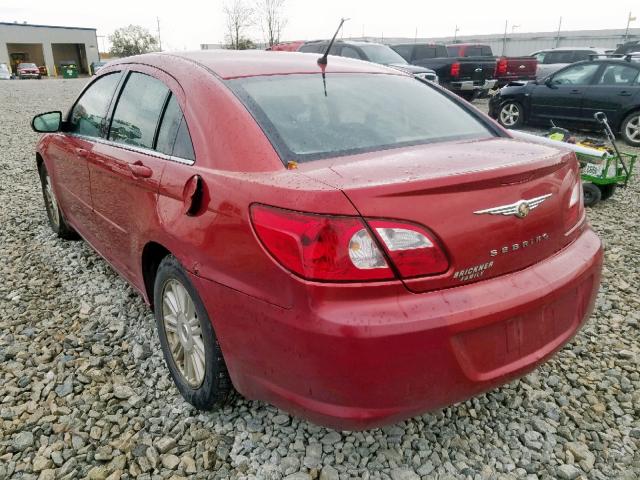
left=36, top=152, right=44, bottom=172
left=618, top=105, right=640, bottom=133
left=141, top=241, right=172, bottom=310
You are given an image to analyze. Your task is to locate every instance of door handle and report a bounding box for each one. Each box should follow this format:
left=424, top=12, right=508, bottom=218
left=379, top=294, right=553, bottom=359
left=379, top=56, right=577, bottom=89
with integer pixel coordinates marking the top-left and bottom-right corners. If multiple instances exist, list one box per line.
left=618, top=91, right=632, bottom=96
left=127, top=161, right=153, bottom=178
left=569, top=89, right=581, bottom=94
left=75, top=148, right=89, bottom=158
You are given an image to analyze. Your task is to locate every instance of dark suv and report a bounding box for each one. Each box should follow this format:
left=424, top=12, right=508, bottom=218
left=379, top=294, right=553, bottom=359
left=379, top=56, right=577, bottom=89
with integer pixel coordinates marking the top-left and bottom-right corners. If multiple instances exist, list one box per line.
left=298, top=40, right=438, bottom=82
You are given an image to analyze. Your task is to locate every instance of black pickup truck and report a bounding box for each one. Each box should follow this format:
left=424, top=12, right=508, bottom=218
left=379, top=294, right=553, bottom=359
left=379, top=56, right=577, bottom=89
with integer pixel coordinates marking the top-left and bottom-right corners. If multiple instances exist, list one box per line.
left=390, top=43, right=497, bottom=100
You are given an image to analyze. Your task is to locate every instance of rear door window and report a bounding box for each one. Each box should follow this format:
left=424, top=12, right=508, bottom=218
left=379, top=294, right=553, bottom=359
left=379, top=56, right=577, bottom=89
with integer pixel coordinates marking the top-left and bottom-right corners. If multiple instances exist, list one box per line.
left=543, top=51, right=574, bottom=64
left=108, top=72, right=169, bottom=149
left=597, top=64, right=640, bottom=85
left=414, top=45, right=438, bottom=60
left=69, top=72, right=122, bottom=138
left=156, top=95, right=196, bottom=161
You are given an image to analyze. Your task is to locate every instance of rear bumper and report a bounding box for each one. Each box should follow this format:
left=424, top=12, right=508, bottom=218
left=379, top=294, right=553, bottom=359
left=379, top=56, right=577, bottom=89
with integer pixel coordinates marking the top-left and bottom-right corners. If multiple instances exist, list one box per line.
left=450, top=79, right=497, bottom=91
left=19, top=72, right=40, bottom=78
left=192, top=228, right=602, bottom=430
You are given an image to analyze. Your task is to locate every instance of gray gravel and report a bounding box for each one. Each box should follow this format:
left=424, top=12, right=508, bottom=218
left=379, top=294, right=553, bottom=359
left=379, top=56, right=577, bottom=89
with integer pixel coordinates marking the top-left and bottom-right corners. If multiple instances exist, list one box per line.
left=1, top=79, right=639, bottom=480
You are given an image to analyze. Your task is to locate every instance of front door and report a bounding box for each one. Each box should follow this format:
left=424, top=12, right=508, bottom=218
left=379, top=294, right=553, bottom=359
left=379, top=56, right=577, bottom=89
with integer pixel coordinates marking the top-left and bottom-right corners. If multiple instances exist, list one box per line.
left=581, top=62, right=640, bottom=126
left=54, top=71, right=123, bottom=236
left=529, top=63, right=601, bottom=123
left=88, top=70, right=173, bottom=282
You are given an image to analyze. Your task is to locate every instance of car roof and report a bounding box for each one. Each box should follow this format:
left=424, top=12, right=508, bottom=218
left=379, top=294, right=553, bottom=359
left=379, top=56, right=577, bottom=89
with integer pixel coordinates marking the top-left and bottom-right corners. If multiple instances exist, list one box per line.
left=534, top=47, right=608, bottom=53
left=303, top=39, right=385, bottom=48
left=111, top=50, right=398, bottom=80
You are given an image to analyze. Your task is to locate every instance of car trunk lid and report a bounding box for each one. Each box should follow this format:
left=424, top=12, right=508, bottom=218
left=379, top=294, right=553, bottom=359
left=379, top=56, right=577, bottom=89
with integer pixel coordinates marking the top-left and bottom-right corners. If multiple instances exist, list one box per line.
left=299, top=137, right=579, bottom=293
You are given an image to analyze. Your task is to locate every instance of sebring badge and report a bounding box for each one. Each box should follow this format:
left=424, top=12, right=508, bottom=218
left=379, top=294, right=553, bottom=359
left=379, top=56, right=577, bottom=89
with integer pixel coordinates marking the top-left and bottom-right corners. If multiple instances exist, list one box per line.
left=473, top=194, right=552, bottom=219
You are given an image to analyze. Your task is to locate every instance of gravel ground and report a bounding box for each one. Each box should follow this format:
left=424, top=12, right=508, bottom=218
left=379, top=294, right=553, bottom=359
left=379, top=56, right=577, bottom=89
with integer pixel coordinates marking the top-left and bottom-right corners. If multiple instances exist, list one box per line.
left=0, top=79, right=639, bottom=480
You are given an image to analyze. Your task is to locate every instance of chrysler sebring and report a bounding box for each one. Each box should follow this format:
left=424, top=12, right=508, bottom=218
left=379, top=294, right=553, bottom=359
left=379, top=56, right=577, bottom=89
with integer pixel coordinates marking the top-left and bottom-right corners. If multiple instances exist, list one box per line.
left=32, top=50, right=603, bottom=430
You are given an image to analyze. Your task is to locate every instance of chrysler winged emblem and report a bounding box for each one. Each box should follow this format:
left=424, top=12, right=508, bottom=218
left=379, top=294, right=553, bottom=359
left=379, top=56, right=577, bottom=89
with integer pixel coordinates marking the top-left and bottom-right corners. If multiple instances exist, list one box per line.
left=474, top=194, right=552, bottom=219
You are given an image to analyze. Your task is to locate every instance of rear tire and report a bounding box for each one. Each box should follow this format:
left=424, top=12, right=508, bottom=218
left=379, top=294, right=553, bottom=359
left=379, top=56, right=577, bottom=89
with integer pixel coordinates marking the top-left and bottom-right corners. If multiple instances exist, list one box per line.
left=39, top=164, right=79, bottom=239
left=498, top=101, right=524, bottom=129
left=582, top=182, right=601, bottom=207
left=153, top=256, right=233, bottom=410
left=621, top=111, right=640, bottom=147
left=597, top=183, right=616, bottom=201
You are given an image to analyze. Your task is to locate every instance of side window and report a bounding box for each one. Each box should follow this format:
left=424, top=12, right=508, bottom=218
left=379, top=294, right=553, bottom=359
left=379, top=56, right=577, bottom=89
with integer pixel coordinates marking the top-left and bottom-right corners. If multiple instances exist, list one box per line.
left=340, top=46, right=362, bottom=59
left=533, top=52, right=546, bottom=63
left=544, top=51, right=574, bottom=64
left=299, top=44, right=323, bottom=53
left=414, top=45, right=437, bottom=60
left=156, top=94, right=195, bottom=161
left=108, top=72, right=169, bottom=149
left=392, top=45, right=413, bottom=61
left=69, top=72, right=121, bottom=137
left=552, top=63, right=600, bottom=85
left=597, top=64, right=639, bottom=85
left=172, top=118, right=195, bottom=161
left=572, top=51, right=592, bottom=62
left=481, top=46, right=493, bottom=56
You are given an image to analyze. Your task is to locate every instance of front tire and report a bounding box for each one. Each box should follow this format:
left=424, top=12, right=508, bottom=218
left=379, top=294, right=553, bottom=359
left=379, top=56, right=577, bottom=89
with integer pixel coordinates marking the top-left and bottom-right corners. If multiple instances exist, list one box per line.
left=621, top=111, right=640, bottom=147
left=153, top=256, right=233, bottom=410
left=39, top=164, right=78, bottom=239
left=582, top=182, right=602, bottom=207
left=498, top=101, right=524, bottom=129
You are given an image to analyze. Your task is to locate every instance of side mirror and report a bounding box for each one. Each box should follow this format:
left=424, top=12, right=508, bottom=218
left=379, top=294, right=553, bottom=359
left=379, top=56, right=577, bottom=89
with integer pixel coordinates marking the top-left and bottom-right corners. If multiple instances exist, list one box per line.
left=544, top=76, right=555, bottom=87
left=32, top=111, right=62, bottom=133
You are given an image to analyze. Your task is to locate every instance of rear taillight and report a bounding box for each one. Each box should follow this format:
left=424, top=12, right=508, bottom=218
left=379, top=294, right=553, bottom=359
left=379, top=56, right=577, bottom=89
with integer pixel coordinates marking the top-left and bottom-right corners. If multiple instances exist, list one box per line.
left=250, top=205, right=393, bottom=281
left=566, top=175, right=583, bottom=229
left=495, top=58, right=508, bottom=76
left=251, top=205, right=449, bottom=282
left=369, top=220, right=449, bottom=278
left=450, top=62, right=460, bottom=78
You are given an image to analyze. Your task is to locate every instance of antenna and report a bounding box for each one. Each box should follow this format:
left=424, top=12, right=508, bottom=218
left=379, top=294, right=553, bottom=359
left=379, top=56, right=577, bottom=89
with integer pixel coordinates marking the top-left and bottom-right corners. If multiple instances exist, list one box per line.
left=318, top=18, right=349, bottom=65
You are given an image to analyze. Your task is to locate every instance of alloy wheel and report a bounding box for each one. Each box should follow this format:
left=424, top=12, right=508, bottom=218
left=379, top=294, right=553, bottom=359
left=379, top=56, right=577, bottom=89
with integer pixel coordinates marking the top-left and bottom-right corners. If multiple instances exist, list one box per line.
left=625, top=115, right=640, bottom=143
left=500, top=103, right=520, bottom=127
left=161, top=279, right=206, bottom=388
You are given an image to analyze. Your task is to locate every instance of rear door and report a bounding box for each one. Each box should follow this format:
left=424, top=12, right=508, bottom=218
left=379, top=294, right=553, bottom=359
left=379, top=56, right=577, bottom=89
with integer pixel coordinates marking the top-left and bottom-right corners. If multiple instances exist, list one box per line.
left=529, top=62, right=601, bottom=123
left=88, top=68, right=184, bottom=282
left=580, top=62, right=640, bottom=125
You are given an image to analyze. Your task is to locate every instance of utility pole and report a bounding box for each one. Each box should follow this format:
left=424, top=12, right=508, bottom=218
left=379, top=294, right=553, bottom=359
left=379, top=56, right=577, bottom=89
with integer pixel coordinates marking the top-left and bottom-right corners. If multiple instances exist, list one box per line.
left=156, top=17, right=162, bottom=51
left=414, top=27, right=418, bottom=43
left=624, top=12, right=636, bottom=42
left=555, top=16, right=562, bottom=48
left=501, top=20, right=508, bottom=56
left=453, top=25, right=459, bottom=42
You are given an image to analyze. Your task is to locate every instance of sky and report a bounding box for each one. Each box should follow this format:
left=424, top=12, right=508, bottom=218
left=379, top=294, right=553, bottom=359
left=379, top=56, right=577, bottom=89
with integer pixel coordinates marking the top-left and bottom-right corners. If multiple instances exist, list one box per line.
left=1, top=0, right=638, bottom=51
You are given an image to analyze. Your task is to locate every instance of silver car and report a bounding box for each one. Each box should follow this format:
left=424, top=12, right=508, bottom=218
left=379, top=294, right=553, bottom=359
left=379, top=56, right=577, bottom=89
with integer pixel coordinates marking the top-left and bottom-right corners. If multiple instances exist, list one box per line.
left=531, top=47, right=608, bottom=80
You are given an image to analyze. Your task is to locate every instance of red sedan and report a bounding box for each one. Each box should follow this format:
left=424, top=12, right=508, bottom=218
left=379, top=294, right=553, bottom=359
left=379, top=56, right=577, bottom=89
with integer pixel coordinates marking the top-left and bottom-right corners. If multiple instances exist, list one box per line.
left=31, top=50, right=603, bottom=430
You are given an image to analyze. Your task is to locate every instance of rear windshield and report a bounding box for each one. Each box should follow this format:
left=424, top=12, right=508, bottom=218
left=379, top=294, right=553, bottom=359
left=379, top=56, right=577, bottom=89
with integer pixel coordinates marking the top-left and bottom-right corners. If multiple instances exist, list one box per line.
left=19, top=63, right=37, bottom=68
left=229, top=73, right=493, bottom=163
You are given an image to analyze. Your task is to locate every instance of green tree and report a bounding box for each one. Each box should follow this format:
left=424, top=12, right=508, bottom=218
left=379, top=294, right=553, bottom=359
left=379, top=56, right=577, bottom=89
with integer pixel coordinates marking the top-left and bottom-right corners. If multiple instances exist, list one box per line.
left=109, top=25, right=159, bottom=58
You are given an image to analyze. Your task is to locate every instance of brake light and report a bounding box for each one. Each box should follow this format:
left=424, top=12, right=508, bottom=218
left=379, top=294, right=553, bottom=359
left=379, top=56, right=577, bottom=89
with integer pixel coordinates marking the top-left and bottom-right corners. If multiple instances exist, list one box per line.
left=496, top=58, right=508, bottom=76
left=566, top=175, right=583, bottom=229
left=251, top=205, right=450, bottom=281
left=450, top=62, right=460, bottom=78
left=369, top=220, right=449, bottom=278
left=250, top=205, right=393, bottom=281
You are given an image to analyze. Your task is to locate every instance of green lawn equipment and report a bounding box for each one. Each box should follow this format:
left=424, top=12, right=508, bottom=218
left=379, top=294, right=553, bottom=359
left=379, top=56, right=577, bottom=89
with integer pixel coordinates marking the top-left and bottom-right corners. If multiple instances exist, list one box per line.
left=510, top=112, right=636, bottom=207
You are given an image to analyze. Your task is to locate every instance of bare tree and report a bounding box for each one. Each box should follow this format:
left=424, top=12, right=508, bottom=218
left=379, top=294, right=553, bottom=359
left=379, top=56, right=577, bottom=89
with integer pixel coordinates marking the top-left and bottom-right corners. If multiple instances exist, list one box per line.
left=258, top=0, right=287, bottom=47
left=223, top=0, right=255, bottom=50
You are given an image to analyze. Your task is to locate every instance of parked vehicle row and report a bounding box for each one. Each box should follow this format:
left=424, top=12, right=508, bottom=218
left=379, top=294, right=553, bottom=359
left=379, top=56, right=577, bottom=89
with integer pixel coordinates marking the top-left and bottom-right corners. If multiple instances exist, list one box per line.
left=31, top=49, right=603, bottom=429
left=489, top=57, right=640, bottom=146
left=269, top=40, right=538, bottom=100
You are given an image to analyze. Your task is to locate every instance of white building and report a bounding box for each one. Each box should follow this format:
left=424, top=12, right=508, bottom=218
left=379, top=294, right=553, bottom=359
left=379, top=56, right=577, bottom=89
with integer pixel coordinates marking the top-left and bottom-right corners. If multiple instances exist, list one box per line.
left=0, top=21, right=100, bottom=76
